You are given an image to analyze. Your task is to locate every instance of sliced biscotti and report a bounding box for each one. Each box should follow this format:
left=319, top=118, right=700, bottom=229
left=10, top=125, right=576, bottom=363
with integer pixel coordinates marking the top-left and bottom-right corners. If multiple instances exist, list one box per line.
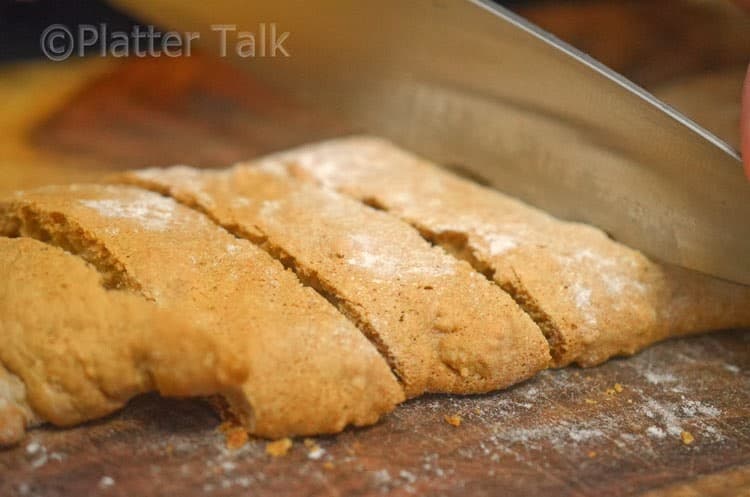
left=0, top=237, right=247, bottom=446
left=0, top=185, right=404, bottom=438
left=119, top=167, right=551, bottom=398
left=236, top=136, right=750, bottom=367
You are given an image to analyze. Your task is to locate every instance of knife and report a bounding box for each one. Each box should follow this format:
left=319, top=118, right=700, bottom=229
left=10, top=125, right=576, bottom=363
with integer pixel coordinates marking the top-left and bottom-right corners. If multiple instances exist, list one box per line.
left=113, top=0, right=750, bottom=285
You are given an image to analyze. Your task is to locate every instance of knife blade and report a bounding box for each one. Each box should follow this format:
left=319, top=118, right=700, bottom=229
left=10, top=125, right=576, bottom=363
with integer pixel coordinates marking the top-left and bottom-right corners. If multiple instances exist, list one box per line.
left=113, top=0, right=750, bottom=285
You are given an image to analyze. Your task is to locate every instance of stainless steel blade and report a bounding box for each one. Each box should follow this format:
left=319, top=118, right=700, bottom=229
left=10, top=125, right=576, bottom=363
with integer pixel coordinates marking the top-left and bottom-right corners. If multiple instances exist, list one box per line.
left=114, top=0, right=750, bottom=285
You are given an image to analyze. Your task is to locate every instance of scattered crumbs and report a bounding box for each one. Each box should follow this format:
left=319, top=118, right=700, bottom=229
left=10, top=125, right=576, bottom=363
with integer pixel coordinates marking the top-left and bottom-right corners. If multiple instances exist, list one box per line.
left=323, top=461, right=335, bottom=470
left=605, top=384, right=623, bottom=396
left=226, top=428, right=249, bottom=450
left=307, top=443, right=325, bottom=460
left=25, top=442, right=40, bottom=455
left=681, top=431, right=695, bottom=446
left=220, top=461, right=236, bottom=473
left=587, top=451, right=597, bottom=459
left=265, top=438, right=293, bottom=457
left=99, top=476, right=115, bottom=488
left=584, top=398, right=598, bottom=405
left=444, top=414, right=462, bottom=427
left=219, top=422, right=249, bottom=450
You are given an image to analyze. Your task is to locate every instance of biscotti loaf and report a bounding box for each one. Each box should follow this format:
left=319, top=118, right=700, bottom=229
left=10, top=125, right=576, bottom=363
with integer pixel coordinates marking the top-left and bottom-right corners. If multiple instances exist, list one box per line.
left=0, top=237, right=247, bottom=446
left=0, top=185, right=404, bottom=438
left=231, top=136, right=750, bottom=367
left=120, top=166, right=551, bottom=397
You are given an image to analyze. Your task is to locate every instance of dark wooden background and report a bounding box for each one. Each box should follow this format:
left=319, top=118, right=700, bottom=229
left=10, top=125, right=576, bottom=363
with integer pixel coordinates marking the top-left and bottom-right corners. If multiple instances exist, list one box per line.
left=0, top=1, right=749, bottom=496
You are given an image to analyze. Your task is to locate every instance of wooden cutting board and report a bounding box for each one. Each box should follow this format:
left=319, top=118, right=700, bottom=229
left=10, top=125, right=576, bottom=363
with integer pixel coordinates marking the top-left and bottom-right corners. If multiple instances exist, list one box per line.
left=1, top=2, right=749, bottom=495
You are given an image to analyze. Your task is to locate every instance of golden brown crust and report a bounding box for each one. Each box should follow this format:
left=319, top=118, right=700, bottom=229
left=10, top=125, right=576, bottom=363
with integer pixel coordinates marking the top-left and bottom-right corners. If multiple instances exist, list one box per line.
left=237, top=136, right=750, bottom=367
left=0, top=237, right=248, bottom=446
left=119, top=167, right=551, bottom=397
left=0, top=186, right=404, bottom=438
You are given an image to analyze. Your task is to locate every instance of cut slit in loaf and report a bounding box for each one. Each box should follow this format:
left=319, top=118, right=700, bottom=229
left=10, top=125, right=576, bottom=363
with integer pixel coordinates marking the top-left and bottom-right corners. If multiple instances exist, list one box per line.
left=0, top=237, right=248, bottom=446
left=118, top=166, right=551, bottom=398
left=1, top=136, right=748, bottom=444
left=0, top=185, right=404, bottom=442
left=226, top=136, right=750, bottom=367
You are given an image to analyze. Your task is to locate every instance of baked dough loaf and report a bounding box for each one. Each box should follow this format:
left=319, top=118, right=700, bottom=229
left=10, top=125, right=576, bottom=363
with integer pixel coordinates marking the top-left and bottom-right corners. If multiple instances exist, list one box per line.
left=0, top=237, right=248, bottom=446
left=231, top=136, right=750, bottom=367
left=0, top=185, right=404, bottom=438
left=119, top=167, right=551, bottom=397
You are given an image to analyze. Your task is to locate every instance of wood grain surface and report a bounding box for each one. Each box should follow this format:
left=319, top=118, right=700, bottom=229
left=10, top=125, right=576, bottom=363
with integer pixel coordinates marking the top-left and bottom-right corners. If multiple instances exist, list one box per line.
left=1, top=332, right=748, bottom=497
left=1, top=1, right=749, bottom=495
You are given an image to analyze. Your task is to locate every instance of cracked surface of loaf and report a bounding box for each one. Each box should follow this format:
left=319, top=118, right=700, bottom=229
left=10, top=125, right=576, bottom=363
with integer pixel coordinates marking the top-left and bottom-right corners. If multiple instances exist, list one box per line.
left=230, top=136, right=750, bottom=367
left=0, top=237, right=248, bottom=446
left=0, top=185, right=404, bottom=438
left=119, top=167, right=551, bottom=397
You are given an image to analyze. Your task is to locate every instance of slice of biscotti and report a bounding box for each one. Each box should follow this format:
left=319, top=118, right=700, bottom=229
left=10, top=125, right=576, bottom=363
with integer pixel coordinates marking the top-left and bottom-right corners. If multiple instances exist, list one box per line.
left=0, top=237, right=248, bottom=446
left=0, top=185, right=404, bottom=438
left=119, top=167, right=551, bottom=398
left=231, top=136, right=750, bottom=367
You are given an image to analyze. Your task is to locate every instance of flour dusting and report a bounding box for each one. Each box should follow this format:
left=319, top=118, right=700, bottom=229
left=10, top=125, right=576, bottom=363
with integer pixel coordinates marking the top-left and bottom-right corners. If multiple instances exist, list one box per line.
left=79, top=196, right=176, bottom=232
left=346, top=233, right=455, bottom=279
left=644, top=371, right=678, bottom=385
left=486, top=233, right=519, bottom=256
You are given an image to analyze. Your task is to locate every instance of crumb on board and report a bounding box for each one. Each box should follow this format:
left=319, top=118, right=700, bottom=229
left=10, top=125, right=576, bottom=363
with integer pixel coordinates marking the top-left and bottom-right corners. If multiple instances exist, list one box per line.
left=323, top=461, right=335, bottom=470
left=444, top=414, right=462, bottom=427
left=303, top=438, right=325, bottom=460
left=266, top=438, right=293, bottom=457
left=587, top=451, right=597, bottom=459
left=606, top=383, right=624, bottom=395
left=218, top=422, right=249, bottom=450
left=681, top=430, right=695, bottom=445
left=584, top=398, right=598, bottom=405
